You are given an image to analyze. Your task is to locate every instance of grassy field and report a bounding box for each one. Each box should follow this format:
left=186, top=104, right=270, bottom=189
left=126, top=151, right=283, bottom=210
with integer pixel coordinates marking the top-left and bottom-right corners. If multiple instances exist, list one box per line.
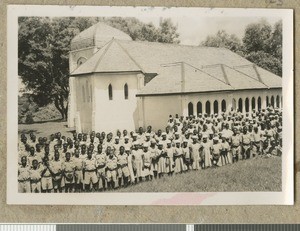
left=19, top=121, right=282, bottom=192
left=119, top=157, right=282, bottom=192
left=18, top=120, right=75, bottom=138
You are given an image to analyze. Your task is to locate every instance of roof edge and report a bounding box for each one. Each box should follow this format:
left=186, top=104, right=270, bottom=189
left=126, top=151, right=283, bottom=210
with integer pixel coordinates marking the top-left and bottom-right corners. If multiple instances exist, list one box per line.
left=136, top=87, right=282, bottom=97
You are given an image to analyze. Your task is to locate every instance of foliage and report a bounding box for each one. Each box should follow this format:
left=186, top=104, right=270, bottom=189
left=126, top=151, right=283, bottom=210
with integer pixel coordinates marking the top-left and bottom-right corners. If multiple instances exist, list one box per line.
left=102, top=17, right=180, bottom=43
left=200, top=30, right=243, bottom=54
left=18, top=94, right=38, bottom=123
left=200, top=19, right=282, bottom=76
left=18, top=17, right=180, bottom=121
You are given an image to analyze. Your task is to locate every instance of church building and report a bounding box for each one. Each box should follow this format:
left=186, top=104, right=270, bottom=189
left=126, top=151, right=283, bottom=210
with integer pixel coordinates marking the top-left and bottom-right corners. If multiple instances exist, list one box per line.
left=67, top=22, right=282, bottom=133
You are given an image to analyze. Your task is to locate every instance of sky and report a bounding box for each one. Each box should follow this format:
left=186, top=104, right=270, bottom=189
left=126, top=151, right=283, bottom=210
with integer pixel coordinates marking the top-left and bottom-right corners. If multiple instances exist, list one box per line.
left=135, top=16, right=280, bottom=46
left=16, top=6, right=283, bottom=46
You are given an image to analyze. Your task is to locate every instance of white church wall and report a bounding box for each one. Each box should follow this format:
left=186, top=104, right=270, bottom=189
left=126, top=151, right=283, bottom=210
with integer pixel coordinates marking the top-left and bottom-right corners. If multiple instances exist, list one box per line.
left=183, top=89, right=282, bottom=117
left=142, top=95, right=182, bottom=131
left=93, top=72, right=141, bottom=133
left=74, top=76, right=94, bottom=132
left=141, top=88, right=282, bottom=132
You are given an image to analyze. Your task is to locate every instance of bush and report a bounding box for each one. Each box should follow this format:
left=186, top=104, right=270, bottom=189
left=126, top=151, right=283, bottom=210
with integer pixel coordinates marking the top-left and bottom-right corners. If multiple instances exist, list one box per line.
left=25, top=113, right=34, bottom=124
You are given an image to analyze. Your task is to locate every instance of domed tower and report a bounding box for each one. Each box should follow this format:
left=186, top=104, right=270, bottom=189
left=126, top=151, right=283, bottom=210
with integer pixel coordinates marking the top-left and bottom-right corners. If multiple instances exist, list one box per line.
left=68, top=22, right=144, bottom=133
left=69, top=22, right=132, bottom=73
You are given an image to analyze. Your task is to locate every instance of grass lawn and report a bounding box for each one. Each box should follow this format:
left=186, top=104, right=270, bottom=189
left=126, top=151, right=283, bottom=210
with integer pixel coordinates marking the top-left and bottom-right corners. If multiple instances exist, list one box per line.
left=119, top=157, right=282, bottom=192
left=18, top=120, right=75, bottom=138
left=18, top=121, right=282, bottom=192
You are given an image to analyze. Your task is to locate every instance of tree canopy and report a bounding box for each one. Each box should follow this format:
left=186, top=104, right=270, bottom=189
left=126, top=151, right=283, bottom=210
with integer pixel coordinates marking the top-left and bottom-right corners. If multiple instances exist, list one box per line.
left=200, top=19, right=282, bottom=76
left=200, top=30, right=243, bottom=54
left=18, top=17, right=180, bottom=121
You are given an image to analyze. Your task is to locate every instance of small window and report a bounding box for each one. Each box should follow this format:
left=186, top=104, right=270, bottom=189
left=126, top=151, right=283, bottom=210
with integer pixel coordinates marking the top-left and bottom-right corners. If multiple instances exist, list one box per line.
left=77, top=57, right=87, bottom=66
left=108, top=84, right=113, bottom=100
left=124, top=83, right=129, bottom=100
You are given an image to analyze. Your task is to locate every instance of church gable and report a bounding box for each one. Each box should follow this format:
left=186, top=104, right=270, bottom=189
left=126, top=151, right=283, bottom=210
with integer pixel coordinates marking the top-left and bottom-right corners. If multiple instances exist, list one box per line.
left=71, top=39, right=142, bottom=76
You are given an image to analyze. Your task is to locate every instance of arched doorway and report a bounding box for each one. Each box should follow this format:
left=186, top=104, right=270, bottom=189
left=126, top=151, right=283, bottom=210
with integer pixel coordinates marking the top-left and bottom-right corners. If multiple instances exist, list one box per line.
left=251, top=97, right=256, bottom=111
left=271, top=96, right=275, bottom=108
left=276, top=95, right=280, bottom=108
left=238, top=98, right=243, bottom=113
left=206, top=101, right=211, bottom=115
left=258, top=97, right=262, bottom=111
left=245, top=98, right=250, bottom=113
left=197, top=101, right=202, bottom=115
left=213, top=100, right=219, bottom=114
left=221, top=100, right=226, bottom=112
left=188, top=102, right=193, bottom=116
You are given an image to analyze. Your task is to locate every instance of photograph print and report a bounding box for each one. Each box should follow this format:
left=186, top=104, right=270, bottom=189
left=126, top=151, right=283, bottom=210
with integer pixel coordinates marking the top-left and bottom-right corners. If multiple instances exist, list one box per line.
left=8, top=6, right=294, bottom=205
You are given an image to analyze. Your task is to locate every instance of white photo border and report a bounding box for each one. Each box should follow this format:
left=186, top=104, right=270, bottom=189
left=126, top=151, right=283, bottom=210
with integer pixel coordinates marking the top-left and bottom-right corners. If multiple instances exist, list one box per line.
left=7, top=5, right=294, bottom=205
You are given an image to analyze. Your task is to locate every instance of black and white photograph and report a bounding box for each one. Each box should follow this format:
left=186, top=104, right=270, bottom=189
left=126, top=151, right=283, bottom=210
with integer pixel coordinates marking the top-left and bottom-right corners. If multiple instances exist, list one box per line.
left=7, top=6, right=293, bottom=205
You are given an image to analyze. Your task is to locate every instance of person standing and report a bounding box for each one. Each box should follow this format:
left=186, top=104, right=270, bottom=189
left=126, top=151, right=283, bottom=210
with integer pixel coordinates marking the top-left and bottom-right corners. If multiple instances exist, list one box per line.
left=18, top=156, right=31, bottom=193
left=106, top=148, right=118, bottom=190
left=83, top=149, right=98, bottom=192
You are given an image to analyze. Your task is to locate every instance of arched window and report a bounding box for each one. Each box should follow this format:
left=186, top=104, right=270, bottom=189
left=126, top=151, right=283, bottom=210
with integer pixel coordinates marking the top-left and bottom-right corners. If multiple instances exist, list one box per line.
left=258, top=97, right=262, bottom=111
left=124, top=83, right=129, bottom=100
left=232, top=98, right=236, bottom=111
left=271, top=96, right=275, bottom=108
left=197, top=101, right=202, bottom=115
left=266, top=96, right=270, bottom=107
left=238, top=98, right=243, bottom=113
left=221, top=100, right=226, bottom=112
left=276, top=95, right=280, bottom=108
left=213, top=100, right=219, bottom=114
left=206, top=101, right=211, bottom=115
left=188, top=102, right=193, bottom=116
left=82, top=86, right=85, bottom=103
left=251, top=97, right=256, bottom=111
left=108, top=84, right=113, bottom=100
left=245, top=98, right=249, bottom=113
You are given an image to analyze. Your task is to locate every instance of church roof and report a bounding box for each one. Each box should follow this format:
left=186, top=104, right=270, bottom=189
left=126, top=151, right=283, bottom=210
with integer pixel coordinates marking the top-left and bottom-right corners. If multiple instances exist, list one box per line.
left=70, top=22, right=132, bottom=51
left=70, top=31, right=282, bottom=94
left=71, top=40, right=142, bottom=75
left=136, top=63, right=234, bottom=95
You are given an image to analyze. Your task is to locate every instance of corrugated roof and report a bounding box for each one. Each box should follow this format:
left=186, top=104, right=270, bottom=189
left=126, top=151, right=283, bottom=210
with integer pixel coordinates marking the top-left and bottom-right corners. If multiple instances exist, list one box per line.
left=234, top=65, right=282, bottom=88
left=71, top=22, right=132, bottom=51
left=117, top=40, right=252, bottom=74
left=137, top=63, right=234, bottom=95
left=71, top=40, right=142, bottom=75
left=202, top=64, right=268, bottom=90
left=70, top=30, right=282, bottom=94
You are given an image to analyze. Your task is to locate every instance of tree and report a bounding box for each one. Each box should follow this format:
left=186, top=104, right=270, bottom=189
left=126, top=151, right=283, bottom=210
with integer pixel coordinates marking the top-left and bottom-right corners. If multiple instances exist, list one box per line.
left=200, top=30, right=243, bottom=54
left=19, top=17, right=180, bottom=121
left=200, top=19, right=282, bottom=76
left=242, top=19, right=273, bottom=53
left=157, top=18, right=180, bottom=44
left=242, top=19, right=282, bottom=76
left=244, top=51, right=282, bottom=77
left=102, top=17, right=180, bottom=43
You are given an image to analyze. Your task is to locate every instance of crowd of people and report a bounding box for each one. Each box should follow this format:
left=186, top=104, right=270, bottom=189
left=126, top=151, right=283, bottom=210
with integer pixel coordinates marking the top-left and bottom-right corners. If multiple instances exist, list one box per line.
left=18, top=107, right=282, bottom=193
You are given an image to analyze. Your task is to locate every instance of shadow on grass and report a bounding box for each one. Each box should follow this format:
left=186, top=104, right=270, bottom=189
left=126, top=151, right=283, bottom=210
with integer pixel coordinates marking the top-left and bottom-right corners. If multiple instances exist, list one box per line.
left=19, top=129, right=39, bottom=135
left=19, top=118, right=66, bottom=125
